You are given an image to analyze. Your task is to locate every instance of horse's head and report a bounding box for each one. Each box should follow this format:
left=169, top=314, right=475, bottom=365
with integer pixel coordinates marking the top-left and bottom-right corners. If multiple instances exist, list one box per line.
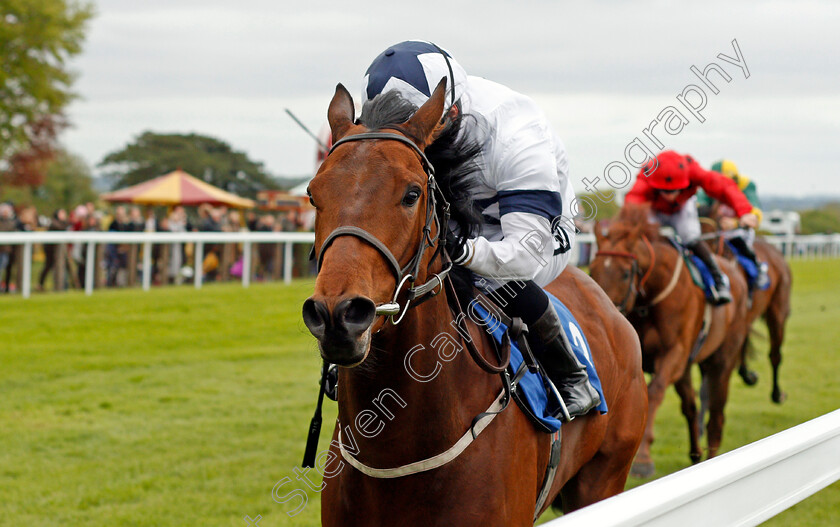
left=590, top=205, right=658, bottom=313
left=302, top=79, right=449, bottom=366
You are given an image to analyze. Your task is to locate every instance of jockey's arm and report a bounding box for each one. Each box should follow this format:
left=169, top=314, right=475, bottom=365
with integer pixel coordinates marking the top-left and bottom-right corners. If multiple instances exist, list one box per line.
left=459, top=108, right=569, bottom=281
left=691, top=161, right=759, bottom=227
left=463, top=212, right=556, bottom=281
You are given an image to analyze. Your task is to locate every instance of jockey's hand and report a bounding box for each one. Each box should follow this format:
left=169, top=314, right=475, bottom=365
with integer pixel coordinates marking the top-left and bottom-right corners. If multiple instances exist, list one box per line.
left=739, top=213, right=759, bottom=229
left=720, top=217, right=738, bottom=230
left=445, top=231, right=471, bottom=265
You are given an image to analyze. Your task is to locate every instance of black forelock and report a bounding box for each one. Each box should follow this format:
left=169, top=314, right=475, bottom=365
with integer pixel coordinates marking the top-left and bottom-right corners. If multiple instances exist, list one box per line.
left=359, top=92, right=484, bottom=251
left=359, top=91, right=416, bottom=131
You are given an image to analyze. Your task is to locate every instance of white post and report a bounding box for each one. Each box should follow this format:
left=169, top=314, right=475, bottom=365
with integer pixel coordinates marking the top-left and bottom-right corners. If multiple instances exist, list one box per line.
left=22, top=241, right=32, bottom=299
left=242, top=241, right=251, bottom=288
left=194, top=242, right=204, bottom=289
left=85, top=241, right=95, bottom=296
left=142, top=241, right=152, bottom=291
left=283, top=242, right=293, bottom=284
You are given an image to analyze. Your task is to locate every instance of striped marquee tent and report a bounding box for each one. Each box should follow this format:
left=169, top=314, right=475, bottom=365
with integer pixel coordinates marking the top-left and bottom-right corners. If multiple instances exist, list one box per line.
left=101, top=169, right=256, bottom=208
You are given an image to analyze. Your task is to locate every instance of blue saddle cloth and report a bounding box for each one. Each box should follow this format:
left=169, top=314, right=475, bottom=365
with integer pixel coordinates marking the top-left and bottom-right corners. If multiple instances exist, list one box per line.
left=688, top=254, right=718, bottom=301
left=471, top=292, right=608, bottom=433
left=726, top=241, right=770, bottom=291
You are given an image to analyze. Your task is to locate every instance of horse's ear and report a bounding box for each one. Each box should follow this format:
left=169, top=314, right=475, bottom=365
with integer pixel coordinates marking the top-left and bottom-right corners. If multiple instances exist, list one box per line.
left=328, top=83, right=355, bottom=142
left=594, top=220, right=608, bottom=244
left=403, top=77, right=447, bottom=150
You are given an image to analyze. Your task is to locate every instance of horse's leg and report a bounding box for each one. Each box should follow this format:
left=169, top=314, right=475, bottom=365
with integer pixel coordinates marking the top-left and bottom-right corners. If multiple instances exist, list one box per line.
left=701, top=351, right=739, bottom=459
left=766, top=303, right=788, bottom=404
left=737, top=334, right=759, bottom=386
left=561, top=375, right=647, bottom=511
left=631, top=345, right=686, bottom=478
left=674, top=367, right=702, bottom=464
left=560, top=451, right=633, bottom=513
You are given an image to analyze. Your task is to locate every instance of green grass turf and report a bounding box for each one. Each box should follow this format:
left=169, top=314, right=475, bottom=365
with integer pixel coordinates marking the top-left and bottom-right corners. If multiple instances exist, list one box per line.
left=1, top=260, right=838, bottom=526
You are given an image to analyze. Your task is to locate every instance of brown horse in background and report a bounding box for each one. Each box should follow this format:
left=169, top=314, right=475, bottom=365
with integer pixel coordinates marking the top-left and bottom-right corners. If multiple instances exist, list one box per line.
left=699, top=215, right=793, bottom=404
left=590, top=205, right=750, bottom=478
left=302, top=80, right=647, bottom=526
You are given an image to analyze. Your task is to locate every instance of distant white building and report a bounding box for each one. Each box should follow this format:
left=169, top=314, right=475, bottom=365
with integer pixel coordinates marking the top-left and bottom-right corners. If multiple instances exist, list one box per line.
left=761, top=210, right=800, bottom=236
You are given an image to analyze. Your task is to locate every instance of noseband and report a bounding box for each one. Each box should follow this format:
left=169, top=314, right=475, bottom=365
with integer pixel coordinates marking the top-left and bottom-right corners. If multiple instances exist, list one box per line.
left=596, top=235, right=656, bottom=314
left=315, top=131, right=452, bottom=324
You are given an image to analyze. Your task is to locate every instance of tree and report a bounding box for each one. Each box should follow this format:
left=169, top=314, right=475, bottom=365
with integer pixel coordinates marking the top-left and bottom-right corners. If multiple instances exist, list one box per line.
left=0, top=0, right=94, bottom=177
left=99, top=132, right=279, bottom=198
left=0, top=148, right=97, bottom=212
left=799, top=204, right=840, bottom=234
left=577, top=192, right=620, bottom=221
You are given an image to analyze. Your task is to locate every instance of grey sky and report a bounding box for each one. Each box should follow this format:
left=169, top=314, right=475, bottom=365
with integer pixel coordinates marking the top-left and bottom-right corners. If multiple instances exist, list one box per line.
left=63, top=0, right=840, bottom=196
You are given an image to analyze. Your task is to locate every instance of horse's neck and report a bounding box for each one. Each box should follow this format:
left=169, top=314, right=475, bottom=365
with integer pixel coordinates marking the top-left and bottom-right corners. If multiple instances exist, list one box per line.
left=338, top=292, right=496, bottom=465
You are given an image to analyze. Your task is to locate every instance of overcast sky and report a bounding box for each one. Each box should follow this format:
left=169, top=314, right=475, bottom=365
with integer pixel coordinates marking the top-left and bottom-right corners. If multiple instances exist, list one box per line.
left=63, top=0, right=840, bottom=196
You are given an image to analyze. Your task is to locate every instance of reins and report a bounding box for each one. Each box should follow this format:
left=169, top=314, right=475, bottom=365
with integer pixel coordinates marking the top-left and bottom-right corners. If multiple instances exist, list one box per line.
left=596, top=235, right=682, bottom=314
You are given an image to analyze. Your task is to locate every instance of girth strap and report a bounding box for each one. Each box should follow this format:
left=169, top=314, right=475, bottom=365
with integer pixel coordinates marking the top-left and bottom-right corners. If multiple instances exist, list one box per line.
left=534, top=431, right=563, bottom=521
left=689, top=302, right=714, bottom=364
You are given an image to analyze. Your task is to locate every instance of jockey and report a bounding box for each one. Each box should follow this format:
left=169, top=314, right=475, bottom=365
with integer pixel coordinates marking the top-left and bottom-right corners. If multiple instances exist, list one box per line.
left=361, top=40, right=599, bottom=418
left=625, top=150, right=760, bottom=305
left=698, top=159, right=769, bottom=289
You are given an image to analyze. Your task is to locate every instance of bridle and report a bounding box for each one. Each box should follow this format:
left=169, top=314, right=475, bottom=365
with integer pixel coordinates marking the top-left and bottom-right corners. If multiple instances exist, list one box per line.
left=314, top=131, right=453, bottom=325
left=596, top=235, right=656, bottom=315
left=305, top=129, right=515, bottom=481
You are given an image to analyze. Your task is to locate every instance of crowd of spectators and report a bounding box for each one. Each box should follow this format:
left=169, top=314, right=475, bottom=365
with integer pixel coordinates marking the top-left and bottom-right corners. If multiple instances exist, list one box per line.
left=0, top=200, right=314, bottom=293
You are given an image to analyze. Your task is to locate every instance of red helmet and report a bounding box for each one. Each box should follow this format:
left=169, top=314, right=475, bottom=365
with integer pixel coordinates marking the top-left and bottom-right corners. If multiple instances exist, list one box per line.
left=645, top=150, right=691, bottom=190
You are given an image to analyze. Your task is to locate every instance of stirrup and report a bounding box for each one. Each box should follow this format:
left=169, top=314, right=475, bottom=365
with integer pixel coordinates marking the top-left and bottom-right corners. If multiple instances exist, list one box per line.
left=756, top=263, right=770, bottom=289
left=544, top=376, right=573, bottom=422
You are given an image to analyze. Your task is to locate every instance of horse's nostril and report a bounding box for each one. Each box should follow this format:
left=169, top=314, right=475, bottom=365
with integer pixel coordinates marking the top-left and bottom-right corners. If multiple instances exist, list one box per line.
left=302, top=298, right=330, bottom=339
left=334, top=297, right=376, bottom=336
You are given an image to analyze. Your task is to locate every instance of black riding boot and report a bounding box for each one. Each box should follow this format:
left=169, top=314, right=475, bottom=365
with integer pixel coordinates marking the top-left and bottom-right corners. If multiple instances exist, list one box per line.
left=688, top=240, right=731, bottom=305
left=730, top=236, right=769, bottom=289
left=529, top=303, right=601, bottom=419
left=492, top=280, right=600, bottom=419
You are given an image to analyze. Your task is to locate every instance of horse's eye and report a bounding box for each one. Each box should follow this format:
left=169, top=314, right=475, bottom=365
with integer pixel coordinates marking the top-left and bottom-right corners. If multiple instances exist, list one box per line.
left=307, top=187, right=316, bottom=207
left=622, top=270, right=631, bottom=280
left=402, top=187, right=421, bottom=207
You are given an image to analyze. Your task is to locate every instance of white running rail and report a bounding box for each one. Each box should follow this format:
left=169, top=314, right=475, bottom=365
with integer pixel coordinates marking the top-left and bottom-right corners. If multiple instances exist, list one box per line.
left=544, top=409, right=840, bottom=527
left=0, top=231, right=315, bottom=298
left=1, top=231, right=838, bottom=298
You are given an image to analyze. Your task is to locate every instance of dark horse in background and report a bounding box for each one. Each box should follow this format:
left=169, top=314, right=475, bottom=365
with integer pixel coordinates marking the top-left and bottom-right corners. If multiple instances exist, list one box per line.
left=591, top=205, right=750, bottom=478
left=301, top=80, right=647, bottom=526
left=699, top=212, right=793, bottom=404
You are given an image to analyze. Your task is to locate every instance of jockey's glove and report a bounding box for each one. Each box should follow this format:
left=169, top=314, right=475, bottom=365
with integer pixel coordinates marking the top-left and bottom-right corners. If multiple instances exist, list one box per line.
left=445, top=231, right=473, bottom=266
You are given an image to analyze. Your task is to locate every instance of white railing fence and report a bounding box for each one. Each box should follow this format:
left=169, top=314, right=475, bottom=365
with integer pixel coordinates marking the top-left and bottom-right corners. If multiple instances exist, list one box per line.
left=761, top=233, right=840, bottom=259
left=1, top=231, right=838, bottom=299
left=0, top=231, right=315, bottom=299
left=575, top=233, right=840, bottom=264
left=545, top=409, right=840, bottom=527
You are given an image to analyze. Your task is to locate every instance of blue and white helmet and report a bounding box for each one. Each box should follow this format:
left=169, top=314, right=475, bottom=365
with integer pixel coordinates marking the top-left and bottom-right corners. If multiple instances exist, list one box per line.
left=362, top=40, right=468, bottom=112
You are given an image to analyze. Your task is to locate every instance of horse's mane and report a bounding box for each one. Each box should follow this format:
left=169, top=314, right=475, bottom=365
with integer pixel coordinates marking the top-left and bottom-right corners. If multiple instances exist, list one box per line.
left=610, top=203, right=661, bottom=243
left=359, top=92, right=484, bottom=248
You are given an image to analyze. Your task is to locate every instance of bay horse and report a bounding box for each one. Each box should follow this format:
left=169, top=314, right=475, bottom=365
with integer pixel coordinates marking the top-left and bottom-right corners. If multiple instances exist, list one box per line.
left=590, top=205, right=750, bottom=478
left=699, top=215, right=793, bottom=403
left=301, top=80, right=647, bottom=526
